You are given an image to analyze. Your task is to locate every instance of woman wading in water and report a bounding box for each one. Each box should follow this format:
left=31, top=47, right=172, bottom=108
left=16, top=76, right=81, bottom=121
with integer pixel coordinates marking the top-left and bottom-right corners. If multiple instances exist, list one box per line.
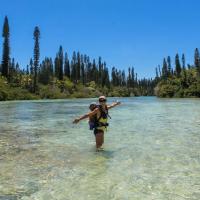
left=73, top=96, right=121, bottom=151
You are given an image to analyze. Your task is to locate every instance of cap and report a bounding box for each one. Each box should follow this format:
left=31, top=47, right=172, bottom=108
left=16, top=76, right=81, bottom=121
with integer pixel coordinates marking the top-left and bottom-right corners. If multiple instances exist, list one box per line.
left=98, top=96, right=106, bottom=101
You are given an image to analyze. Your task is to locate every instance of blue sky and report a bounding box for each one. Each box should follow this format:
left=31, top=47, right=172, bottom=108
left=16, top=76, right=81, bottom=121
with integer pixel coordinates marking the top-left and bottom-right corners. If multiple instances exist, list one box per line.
left=0, top=0, right=200, bottom=78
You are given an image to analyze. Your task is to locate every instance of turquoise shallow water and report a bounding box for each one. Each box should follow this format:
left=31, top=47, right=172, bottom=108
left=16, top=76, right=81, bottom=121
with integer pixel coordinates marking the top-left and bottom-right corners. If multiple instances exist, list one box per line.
left=0, top=97, right=200, bottom=200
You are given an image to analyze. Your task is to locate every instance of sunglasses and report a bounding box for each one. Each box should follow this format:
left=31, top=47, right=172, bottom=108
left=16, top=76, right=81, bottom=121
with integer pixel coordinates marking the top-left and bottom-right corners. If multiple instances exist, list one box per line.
left=99, top=99, right=107, bottom=102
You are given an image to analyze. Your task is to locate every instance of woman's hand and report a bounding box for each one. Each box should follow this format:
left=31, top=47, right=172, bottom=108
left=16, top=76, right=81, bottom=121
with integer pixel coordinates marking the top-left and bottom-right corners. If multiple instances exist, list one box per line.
left=73, top=118, right=80, bottom=124
left=73, top=109, right=98, bottom=124
left=116, top=101, right=121, bottom=106
left=107, top=101, right=121, bottom=109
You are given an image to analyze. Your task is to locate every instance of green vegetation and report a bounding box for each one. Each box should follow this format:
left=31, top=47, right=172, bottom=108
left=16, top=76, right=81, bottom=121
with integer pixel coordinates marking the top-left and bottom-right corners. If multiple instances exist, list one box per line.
left=1, top=16, right=200, bottom=100
left=0, top=75, right=152, bottom=100
left=0, top=16, right=155, bottom=101
left=0, top=76, right=38, bottom=100
left=155, top=50, right=200, bottom=98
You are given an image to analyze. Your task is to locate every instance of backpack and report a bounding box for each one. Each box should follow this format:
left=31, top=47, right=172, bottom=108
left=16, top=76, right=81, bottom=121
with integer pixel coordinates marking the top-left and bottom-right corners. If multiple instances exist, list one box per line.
left=88, top=104, right=111, bottom=130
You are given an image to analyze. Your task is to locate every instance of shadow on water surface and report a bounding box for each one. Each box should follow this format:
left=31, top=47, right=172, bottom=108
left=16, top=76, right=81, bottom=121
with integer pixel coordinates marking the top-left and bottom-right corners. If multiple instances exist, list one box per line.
left=94, top=149, right=115, bottom=159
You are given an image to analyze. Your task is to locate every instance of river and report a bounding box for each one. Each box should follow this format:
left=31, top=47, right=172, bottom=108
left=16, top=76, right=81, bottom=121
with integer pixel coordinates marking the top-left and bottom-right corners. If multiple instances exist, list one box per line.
left=0, top=97, right=200, bottom=200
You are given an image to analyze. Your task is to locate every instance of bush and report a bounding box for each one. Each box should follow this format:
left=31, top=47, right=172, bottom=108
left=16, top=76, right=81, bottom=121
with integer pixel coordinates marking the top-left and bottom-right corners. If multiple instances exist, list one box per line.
left=0, top=89, right=9, bottom=100
left=156, top=84, right=177, bottom=97
left=39, top=85, right=69, bottom=99
left=0, top=87, right=38, bottom=101
left=9, top=88, right=39, bottom=100
left=86, top=81, right=96, bottom=89
left=63, top=78, right=74, bottom=93
left=108, top=87, right=130, bottom=97
left=184, top=83, right=200, bottom=97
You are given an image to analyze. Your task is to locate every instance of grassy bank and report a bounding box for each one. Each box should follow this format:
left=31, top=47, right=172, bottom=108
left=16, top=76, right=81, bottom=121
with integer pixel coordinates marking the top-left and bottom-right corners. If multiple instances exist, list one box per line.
left=0, top=76, right=140, bottom=101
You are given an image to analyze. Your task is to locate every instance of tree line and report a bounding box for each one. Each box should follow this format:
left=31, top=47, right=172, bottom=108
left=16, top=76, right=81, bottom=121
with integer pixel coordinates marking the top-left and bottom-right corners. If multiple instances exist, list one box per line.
left=155, top=49, right=200, bottom=97
left=0, top=16, right=155, bottom=100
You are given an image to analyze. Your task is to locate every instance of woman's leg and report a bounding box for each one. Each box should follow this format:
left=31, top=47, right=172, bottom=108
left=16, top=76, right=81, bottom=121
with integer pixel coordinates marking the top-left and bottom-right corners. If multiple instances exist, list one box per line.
left=95, top=130, right=104, bottom=149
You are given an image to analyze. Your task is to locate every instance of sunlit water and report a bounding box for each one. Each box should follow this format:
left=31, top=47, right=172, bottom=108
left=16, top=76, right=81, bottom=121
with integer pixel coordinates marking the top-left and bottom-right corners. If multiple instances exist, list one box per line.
left=0, top=97, right=200, bottom=200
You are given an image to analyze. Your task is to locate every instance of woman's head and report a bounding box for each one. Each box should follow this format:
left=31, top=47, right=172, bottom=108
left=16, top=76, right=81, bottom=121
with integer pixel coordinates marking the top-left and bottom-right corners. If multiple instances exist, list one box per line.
left=98, top=96, right=107, bottom=104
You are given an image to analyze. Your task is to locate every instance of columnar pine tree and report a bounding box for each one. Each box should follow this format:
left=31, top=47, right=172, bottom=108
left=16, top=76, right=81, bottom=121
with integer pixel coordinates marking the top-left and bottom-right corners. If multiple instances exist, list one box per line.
left=76, top=52, right=81, bottom=82
left=39, top=57, right=53, bottom=85
left=54, top=55, right=59, bottom=79
left=194, top=48, right=200, bottom=76
left=131, top=67, right=135, bottom=87
left=92, top=59, right=98, bottom=83
left=98, top=57, right=102, bottom=86
left=80, top=55, right=85, bottom=84
left=175, top=54, right=181, bottom=77
left=111, top=67, right=116, bottom=86
left=16, top=62, right=19, bottom=72
left=100, top=61, right=104, bottom=87
left=49, top=58, right=54, bottom=77
left=70, top=60, right=75, bottom=82
left=180, top=53, right=187, bottom=89
left=30, top=58, right=34, bottom=75
left=182, top=54, right=186, bottom=70
left=167, top=56, right=171, bottom=77
left=127, top=67, right=131, bottom=87
left=103, top=62, right=110, bottom=88
left=87, top=60, right=92, bottom=83
left=121, top=70, right=126, bottom=86
left=181, top=53, right=187, bottom=87
left=162, top=58, right=168, bottom=79
left=155, top=67, right=159, bottom=84
left=158, top=65, right=161, bottom=77
left=135, top=73, right=138, bottom=86
left=83, top=55, right=88, bottom=82
left=26, top=65, right=29, bottom=75
left=9, top=58, right=15, bottom=81
left=71, top=51, right=77, bottom=82
left=155, top=67, right=159, bottom=79
left=33, top=26, right=40, bottom=92
left=58, top=46, right=63, bottom=80
left=1, top=16, right=10, bottom=79
left=64, top=52, right=70, bottom=78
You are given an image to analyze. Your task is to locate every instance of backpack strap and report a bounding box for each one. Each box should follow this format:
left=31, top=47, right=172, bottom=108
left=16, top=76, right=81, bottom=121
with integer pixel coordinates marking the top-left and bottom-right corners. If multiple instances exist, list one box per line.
left=97, top=105, right=111, bottom=121
left=105, top=105, right=111, bottom=119
left=96, top=105, right=102, bottom=122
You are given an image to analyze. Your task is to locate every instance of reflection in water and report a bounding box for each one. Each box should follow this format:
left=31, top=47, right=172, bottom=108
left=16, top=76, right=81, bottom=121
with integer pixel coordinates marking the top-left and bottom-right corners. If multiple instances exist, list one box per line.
left=0, top=97, right=200, bottom=199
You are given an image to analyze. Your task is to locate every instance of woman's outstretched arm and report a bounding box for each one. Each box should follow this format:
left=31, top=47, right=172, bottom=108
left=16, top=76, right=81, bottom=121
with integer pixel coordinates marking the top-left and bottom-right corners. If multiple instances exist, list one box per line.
left=73, top=108, right=99, bottom=124
left=107, top=101, right=121, bottom=110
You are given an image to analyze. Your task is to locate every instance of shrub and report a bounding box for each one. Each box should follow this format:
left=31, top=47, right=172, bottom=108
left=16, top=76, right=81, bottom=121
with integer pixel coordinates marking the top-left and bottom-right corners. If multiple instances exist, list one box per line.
left=39, top=85, right=68, bottom=99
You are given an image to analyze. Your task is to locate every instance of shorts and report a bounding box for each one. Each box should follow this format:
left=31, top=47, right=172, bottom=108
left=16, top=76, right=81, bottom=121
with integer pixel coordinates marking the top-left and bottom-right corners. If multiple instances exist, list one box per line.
left=93, top=128, right=104, bottom=135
